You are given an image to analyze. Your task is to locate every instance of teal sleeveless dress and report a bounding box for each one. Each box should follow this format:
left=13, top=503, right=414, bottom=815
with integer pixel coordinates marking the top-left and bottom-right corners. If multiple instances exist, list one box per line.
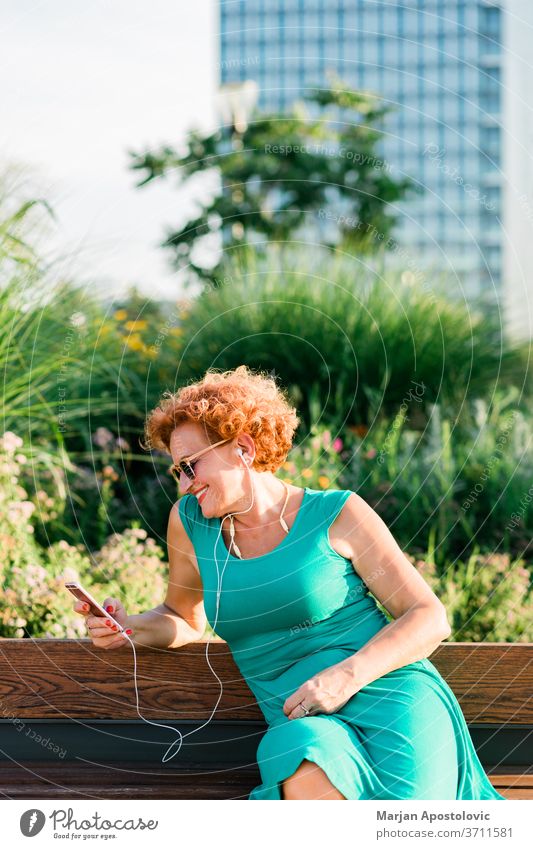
left=178, top=486, right=506, bottom=801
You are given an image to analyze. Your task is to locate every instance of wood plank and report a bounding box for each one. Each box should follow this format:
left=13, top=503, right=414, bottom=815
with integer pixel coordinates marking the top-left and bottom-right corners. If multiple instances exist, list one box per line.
left=493, top=789, right=533, bottom=800
left=0, top=762, right=259, bottom=800
left=0, top=638, right=261, bottom=720
left=430, top=643, right=533, bottom=724
left=0, top=762, right=530, bottom=800
left=1, top=640, right=532, bottom=724
left=485, top=765, right=533, bottom=787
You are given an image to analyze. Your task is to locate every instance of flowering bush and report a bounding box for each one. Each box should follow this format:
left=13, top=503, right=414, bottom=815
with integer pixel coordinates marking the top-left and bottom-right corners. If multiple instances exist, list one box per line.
left=0, top=431, right=168, bottom=638
left=1, top=528, right=167, bottom=640
left=2, top=553, right=92, bottom=640
left=278, top=425, right=345, bottom=490
left=404, top=550, right=532, bottom=642
left=1, top=425, right=531, bottom=643
left=89, top=527, right=166, bottom=613
left=0, top=431, right=40, bottom=570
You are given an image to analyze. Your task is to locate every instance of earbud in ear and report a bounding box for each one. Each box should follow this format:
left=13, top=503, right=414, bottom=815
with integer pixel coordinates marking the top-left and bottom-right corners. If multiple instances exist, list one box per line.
left=237, top=448, right=249, bottom=464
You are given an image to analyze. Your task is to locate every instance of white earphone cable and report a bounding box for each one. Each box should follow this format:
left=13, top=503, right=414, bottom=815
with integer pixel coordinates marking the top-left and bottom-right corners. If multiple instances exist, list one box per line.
left=119, top=450, right=253, bottom=763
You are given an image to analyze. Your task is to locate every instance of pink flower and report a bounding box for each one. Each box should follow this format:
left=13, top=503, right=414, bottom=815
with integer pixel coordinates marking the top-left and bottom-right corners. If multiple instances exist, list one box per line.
left=8, top=500, right=35, bottom=520
left=1, top=432, right=23, bottom=454
left=92, top=427, right=114, bottom=449
left=332, top=438, right=343, bottom=453
left=19, top=501, right=35, bottom=519
left=365, top=448, right=377, bottom=459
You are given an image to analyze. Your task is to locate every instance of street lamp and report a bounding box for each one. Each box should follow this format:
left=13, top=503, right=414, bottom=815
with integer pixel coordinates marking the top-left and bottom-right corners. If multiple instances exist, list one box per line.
left=216, top=81, right=260, bottom=244
left=216, top=80, right=259, bottom=136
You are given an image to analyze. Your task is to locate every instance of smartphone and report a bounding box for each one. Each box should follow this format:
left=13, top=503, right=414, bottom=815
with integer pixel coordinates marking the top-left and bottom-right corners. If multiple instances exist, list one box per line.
left=64, top=581, right=125, bottom=632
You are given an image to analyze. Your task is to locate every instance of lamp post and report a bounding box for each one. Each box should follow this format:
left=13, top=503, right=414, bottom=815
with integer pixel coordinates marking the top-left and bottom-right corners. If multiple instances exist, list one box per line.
left=216, top=80, right=259, bottom=141
left=216, top=81, right=259, bottom=243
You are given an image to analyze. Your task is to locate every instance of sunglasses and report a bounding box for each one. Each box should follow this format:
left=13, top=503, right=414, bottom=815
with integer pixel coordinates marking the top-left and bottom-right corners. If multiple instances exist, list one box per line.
left=169, top=437, right=233, bottom=484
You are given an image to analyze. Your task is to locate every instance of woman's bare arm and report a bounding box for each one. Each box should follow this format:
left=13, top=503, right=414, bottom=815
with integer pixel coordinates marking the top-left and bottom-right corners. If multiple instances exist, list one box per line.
left=125, top=500, right=207, bottom=649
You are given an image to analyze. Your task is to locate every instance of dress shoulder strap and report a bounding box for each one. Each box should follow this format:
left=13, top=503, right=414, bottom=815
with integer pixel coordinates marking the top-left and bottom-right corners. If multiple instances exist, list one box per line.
left=177, top=487, right=352, bottom=544
left=317, top=487, right=353, bottom=526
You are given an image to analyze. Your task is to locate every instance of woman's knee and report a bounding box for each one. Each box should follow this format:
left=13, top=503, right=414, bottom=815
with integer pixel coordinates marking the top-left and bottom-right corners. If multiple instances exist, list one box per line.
left=281, top=759, right=346, bottom=800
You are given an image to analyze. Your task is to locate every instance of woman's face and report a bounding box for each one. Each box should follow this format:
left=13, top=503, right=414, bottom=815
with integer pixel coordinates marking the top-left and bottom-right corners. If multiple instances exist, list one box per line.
left=169, top=423, right=244, bottom=517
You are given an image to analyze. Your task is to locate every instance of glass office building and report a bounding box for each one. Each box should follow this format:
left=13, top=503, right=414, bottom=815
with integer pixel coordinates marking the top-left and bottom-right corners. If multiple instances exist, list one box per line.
left=219, top=0, right=505, bottom=300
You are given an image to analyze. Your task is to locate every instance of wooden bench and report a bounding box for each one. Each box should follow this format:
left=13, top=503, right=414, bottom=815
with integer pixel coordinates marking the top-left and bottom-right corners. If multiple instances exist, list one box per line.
left=0, top=639, right=531, bottom=799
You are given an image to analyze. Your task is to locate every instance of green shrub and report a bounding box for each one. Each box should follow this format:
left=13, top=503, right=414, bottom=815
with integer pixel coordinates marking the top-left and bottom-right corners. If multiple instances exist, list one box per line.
left=340, top=393, right=533, bottom=565
left=174, top=244, right=524, bottom=431
left=404, top=551, right=532, bottom=643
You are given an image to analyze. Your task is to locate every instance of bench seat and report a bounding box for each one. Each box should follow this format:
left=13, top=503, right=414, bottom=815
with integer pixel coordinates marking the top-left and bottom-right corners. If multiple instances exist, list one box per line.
left=1, top=639, right=531, bottom=800
left=1, top=762, right=532, bottom=800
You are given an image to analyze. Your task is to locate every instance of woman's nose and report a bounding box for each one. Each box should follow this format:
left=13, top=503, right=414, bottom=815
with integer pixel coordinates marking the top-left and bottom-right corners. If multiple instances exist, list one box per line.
left=179, top=470, right=194, bottom=492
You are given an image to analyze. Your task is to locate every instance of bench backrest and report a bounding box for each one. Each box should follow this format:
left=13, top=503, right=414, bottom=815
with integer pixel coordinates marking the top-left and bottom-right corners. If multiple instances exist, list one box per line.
left=1, top=640, right=531, bottom=723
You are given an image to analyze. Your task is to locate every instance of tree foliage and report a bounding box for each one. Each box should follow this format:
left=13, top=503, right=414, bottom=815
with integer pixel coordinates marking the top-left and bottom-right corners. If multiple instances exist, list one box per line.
left=128, top=78, right=415, bottom=285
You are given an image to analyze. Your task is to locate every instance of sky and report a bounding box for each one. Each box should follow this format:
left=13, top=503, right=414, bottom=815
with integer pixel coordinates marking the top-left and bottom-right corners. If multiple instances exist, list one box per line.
left=1, top=0, right=217, bottom=300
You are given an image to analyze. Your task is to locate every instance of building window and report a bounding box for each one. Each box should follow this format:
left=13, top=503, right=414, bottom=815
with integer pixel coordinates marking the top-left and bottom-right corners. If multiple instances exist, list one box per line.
left=479, top=4, right=501, bottom=41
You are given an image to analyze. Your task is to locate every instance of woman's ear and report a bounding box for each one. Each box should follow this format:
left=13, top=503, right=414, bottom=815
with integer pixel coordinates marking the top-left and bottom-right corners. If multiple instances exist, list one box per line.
left=235, top=434, right=255, bottom=463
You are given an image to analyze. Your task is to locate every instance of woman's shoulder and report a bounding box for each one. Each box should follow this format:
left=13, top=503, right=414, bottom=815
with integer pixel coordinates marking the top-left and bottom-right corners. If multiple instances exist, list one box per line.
left=176, top=492, right=196, bottom=517
left=304, top=486, right=353, bottom=507
left=175, top=492, right=203, bottom=542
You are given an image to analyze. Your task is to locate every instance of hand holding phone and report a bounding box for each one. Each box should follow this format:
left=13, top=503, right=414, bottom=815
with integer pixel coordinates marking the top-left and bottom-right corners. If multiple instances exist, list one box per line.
left=66, top=581, right=132, bottom=649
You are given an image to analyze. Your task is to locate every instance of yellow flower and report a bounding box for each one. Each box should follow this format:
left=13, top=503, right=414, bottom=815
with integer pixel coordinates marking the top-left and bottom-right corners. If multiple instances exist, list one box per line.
left=114, top=309, right=128, bottom=321
left=169, top=327, right=183, bottom=336
left=284, top=478, right=293, bottom=485
left=318, top=475, right=330, bottom=489
left=282, top=461, right=292, bottom=471
left=125, top=320, right=148, bottom=332
left=125, top=333, right=144, bottom=351
left=302, top=468, right=313, bottom=479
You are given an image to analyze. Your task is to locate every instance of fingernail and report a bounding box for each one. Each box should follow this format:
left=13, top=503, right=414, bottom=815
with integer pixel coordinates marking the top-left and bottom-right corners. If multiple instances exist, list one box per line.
left=83, top=603, right=89, bottom=610
left=105, top=605, right=114, bottom=613
left=125, top=629, right=133, bottom=635
left=106, top=620, right=112, bottom=626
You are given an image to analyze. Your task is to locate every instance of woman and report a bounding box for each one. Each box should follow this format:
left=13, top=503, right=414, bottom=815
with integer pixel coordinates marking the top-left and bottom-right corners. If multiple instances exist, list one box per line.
left=75, top=365, right=506, bottom=801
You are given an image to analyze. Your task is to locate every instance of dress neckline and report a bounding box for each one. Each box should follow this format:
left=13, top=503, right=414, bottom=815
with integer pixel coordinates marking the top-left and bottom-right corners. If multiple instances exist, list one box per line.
left=215, top=486, right=309, bottom=562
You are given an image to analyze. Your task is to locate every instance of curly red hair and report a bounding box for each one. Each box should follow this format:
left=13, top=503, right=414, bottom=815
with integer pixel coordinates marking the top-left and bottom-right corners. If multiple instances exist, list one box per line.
left=143, top=365, right=300, bottom=473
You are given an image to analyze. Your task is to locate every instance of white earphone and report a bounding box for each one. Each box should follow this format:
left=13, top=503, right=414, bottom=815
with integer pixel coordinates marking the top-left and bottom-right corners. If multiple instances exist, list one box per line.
left=119, top=442, right=255, bottom=763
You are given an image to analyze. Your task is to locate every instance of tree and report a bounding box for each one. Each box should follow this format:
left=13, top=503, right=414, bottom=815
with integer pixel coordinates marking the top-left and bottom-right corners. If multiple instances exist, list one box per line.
left=128, top=77, right=415, bottom=286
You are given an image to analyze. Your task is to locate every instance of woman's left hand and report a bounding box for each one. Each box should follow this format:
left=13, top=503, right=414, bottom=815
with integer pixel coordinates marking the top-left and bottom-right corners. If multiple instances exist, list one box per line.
left=283, top=661, right=360, bottom=720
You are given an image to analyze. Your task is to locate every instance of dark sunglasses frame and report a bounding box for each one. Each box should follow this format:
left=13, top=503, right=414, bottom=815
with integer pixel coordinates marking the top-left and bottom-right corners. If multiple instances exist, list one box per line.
left=169, top=437, right=233, bottom=483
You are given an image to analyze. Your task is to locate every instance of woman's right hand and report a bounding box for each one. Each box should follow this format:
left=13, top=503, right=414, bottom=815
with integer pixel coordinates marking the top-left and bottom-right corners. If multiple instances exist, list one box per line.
left=73, top=596, right=133, bottom=649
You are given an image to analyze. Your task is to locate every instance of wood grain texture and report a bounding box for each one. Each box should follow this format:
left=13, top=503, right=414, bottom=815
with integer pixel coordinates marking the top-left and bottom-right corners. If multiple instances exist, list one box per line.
left=430, top=642, right=533, bottom=724
left=0, top=762, right=529, bottom=800
left=0, top=638, right=261, bottom=720
left=0, top=639, right=531, bottom=723
left=0, top=762, right=260, bottom=800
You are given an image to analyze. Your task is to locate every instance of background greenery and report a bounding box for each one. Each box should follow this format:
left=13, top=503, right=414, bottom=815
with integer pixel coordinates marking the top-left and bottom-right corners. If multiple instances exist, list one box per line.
left=1, top=173, right=531, bottom=643
left=129, top=80, right=415, bottom=285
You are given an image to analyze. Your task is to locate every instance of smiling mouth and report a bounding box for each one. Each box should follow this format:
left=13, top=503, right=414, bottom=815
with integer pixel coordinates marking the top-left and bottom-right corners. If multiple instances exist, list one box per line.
left=194, top=486, right=209, bottom=503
